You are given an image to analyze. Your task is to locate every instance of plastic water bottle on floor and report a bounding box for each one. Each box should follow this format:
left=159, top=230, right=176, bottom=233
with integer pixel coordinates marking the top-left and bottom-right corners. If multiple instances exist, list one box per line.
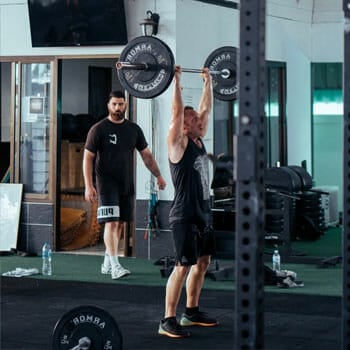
left=42, top=242, right=52, bottom=276
left=272, top=249, right=281, bottom=272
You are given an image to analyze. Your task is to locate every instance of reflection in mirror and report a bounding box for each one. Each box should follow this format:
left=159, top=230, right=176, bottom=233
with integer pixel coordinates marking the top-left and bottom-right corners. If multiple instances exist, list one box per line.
left=290, top=62, right=343, bottom=258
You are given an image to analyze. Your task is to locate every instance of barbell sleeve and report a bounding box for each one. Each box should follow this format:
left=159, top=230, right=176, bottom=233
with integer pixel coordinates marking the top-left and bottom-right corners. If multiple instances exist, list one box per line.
left=116, top=61, right=149, bottom=70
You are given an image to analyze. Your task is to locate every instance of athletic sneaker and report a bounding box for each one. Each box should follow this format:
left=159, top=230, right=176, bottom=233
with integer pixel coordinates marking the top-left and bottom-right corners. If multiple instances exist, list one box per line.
left=101, top=263, right=111, bottom=275
left=111, top=265, right=130, bottom=279
left=180, top=311, right=218, bottom=327
left=158, top=318, right=191, bottom=338
left=101, top=253, right=112, bottom=274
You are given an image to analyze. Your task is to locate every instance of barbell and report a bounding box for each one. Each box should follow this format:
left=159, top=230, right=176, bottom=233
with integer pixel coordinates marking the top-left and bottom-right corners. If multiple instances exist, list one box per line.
left=116, top=61, right=231, bottom=79
left=116, top=36, right=238, bottom=101
left=52, top=305, right=123, bottom=349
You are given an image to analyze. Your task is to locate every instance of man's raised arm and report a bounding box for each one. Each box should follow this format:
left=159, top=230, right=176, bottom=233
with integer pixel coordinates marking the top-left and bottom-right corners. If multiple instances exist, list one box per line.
left=167, top=66, right=185, bottom=163
left=197, top=68, right=213, bottom=137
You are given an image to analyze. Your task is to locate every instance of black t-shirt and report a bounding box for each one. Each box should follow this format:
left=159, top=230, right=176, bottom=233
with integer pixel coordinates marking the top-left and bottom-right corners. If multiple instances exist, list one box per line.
left=85, top=118, right=148, bottom=195
left=169, top=138, right=211, bottom=228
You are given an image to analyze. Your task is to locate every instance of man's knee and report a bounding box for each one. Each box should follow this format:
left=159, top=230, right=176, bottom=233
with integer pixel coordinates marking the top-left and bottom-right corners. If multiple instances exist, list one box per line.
left=173, top=264, right=190, bottom=278
left=196, top=255, right=211, bottom=272
left=105, top=221, right=124, bottom=233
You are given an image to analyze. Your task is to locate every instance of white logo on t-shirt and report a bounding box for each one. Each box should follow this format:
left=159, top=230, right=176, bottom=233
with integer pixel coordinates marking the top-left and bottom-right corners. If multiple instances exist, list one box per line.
left=109, top=134, right=117, bottom=144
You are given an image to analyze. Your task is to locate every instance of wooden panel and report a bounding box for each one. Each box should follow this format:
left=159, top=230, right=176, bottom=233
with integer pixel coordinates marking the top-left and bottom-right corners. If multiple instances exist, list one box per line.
left=60, top=194, right=102, bottom=250
left=61, top=141, right=85, bottom=190
left=68, top=142, right=85, bottom=189
left=61, top=140, right=69, bottom=189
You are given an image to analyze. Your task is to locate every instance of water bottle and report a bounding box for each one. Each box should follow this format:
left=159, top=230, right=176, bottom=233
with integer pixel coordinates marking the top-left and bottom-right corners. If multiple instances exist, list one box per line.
left=42, top=242, right=52, bottom=276
left=272, top=249, right=281, bottom=272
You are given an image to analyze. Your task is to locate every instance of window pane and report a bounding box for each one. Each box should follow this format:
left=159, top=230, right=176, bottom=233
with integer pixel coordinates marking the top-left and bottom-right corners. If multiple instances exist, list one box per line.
left=265, top=63, right=286, bottom=167
left=19, top=63, right=51, bottom=194
left=311, top=63, right=343, bottom=213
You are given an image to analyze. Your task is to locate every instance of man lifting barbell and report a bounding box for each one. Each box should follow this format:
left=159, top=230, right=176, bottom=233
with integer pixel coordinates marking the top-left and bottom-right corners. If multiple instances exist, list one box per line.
left=158, top=66, right=218, bottom=338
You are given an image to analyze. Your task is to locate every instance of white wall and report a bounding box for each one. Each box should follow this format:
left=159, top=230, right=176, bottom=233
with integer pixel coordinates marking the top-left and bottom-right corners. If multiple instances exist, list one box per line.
left=0, top=0, right=345, bottom=202
left=267, top=3, right=313, bottom=168
left=132, top=0, right=177, bottom=201
left=310, top=0, right=343, bottom=60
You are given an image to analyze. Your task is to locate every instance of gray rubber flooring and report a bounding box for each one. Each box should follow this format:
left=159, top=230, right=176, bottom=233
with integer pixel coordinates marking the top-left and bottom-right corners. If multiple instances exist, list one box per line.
left=0, top=277, right=340, bottom=350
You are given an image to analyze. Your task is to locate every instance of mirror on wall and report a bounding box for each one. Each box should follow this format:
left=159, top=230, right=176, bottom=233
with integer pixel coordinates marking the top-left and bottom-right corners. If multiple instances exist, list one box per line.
left=288, top=63, right=343, bottom=259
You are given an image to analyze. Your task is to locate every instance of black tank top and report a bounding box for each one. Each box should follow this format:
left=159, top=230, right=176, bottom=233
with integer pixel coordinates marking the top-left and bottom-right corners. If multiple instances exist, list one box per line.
left=169, top=138, right=211, bottom=228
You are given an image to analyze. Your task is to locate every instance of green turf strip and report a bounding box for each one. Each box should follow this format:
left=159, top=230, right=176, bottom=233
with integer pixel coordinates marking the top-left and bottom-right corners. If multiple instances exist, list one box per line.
left=0, top=253, right=341, bottom=297
left=290, top=227, right=341, bottom=257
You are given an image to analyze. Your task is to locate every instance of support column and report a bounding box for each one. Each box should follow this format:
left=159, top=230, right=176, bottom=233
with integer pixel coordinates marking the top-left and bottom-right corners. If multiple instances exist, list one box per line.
left=234, top=1, right=266, bottom=349
left=342, top=1, right=350, bottom=349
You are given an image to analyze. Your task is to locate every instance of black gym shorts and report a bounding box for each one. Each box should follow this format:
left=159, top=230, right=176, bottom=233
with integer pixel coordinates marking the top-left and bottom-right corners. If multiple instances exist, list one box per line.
left=97, top=192, right=134, bottom=224
left=170, top=221, right=216, bottom=266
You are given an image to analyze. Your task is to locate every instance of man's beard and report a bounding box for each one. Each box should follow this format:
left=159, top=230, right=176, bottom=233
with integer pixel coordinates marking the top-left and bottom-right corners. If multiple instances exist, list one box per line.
left=112, top=110, right=125, bottom=121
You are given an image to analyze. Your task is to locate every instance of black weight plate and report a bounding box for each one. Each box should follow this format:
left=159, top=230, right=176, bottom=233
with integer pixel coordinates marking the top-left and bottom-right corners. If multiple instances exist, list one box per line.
left=298, top=198, right=321, bottom=204
left=204, top=46, right=238, bottom=101
left=266, top=203, right=284, bottom=210
left=266, top=214, right=284, bottom=220
left=297, top=206, right=321, bottom=212
left=298, top=191, right=321, bottom=199
left=265, top=198, right=284, bottom=208
left=117, top=36, right=175, bottom=99
left=265, top=217, right=284, bottom=224
left=265, top=229, right=284, bottom=235
left=266, top=219, right=284, bottom=227
left=265, top=192, right=281, bottom=200
left=265, top=224, right=284, bottom=231
left=52, top=305, right=123, bottom=350
left=265, top=196, right=284, bottom=204
left=287, top=165, right=313, bottom=190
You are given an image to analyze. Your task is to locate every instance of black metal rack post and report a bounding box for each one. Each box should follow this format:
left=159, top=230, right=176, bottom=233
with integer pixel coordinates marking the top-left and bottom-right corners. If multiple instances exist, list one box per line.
left=342, top=1, right=350, bottom=349
left=234, top=1, right=266, bottom=349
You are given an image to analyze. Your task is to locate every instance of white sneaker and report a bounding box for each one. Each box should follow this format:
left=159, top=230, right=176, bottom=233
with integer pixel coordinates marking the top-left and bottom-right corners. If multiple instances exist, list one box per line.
left=101, top=253, right=112, bottom=274
left=101, top=263, right=111, bottom=275
left=111, top=265, right=131, bottom=279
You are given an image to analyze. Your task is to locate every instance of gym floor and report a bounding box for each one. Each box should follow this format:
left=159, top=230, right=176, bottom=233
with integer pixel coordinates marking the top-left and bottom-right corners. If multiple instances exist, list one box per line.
left=0, top=254, right=341, bottom=350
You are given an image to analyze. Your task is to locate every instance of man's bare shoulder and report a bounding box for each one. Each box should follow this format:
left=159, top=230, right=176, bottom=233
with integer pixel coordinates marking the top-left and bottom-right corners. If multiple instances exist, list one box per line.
left=167, top=134, right=187, bottom=163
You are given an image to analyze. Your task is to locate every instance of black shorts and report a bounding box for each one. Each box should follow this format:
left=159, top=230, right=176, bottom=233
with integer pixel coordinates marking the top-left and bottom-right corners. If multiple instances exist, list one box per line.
left=170, top=221, right=216, bottom=266
left=97, top=192, right=134, bottom=224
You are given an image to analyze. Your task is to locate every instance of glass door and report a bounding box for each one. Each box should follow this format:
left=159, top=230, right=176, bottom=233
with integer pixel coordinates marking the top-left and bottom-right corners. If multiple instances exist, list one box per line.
left=212, top=61, right=286, bottom=167
left=12, top=60, right=57, bottom=200
left=8, top=58, right=59, bottom=251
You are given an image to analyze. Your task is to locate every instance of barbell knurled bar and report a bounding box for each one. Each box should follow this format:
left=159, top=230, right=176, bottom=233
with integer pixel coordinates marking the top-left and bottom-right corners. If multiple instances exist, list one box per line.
left=116, top=61, right=231, bottom=79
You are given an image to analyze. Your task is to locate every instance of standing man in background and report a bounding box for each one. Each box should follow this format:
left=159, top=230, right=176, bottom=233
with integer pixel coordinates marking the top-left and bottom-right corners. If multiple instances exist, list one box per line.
left=83, top=90, right=166, bottom=279
left=158, top=67, right=218, bottom=338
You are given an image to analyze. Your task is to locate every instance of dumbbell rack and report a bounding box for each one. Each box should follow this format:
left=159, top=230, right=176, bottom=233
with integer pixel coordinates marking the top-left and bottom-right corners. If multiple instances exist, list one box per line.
left=264, top=165, right=328, bottom=262
left=208, top=195, right=236, bottom=281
